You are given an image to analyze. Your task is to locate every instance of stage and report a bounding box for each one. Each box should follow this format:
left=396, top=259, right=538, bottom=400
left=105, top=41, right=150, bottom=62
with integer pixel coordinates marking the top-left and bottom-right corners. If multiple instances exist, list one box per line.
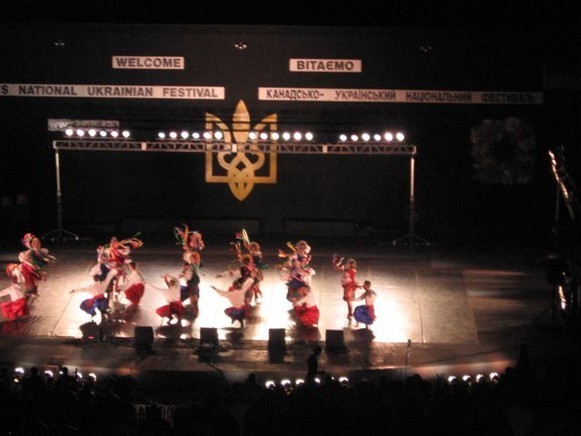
left=0, top=236, right=569, bottom=388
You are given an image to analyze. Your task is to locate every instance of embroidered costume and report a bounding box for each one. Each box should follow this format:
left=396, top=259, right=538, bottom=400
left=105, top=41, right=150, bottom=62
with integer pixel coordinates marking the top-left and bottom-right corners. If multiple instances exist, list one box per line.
left=211, top=276, right=254, bottom=327
left=73, top=265, right=118, bottom=320
left=179, top=251, right=202, bottom=316
left=17, top=233, right=56, bottom=298
left=153, top=275, right=184, bottom=325
left=334, top=257, right=359, bottom=319
left=1, top=264, right=29, bottom=322
left=352, top=281, right=377, bottom=328
left=293, top=286, right=320, bottom=328
left=119, top=261, right=145, bottom=306
left=278, top=240, right=315, bottom=303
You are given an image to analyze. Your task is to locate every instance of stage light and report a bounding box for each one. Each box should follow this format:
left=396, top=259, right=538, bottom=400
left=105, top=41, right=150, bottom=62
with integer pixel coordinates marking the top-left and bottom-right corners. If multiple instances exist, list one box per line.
left=282, top=132, right=291, bottom=141
left=88, top=372, right=97, bottom=381
left=314, top=377, right=321, bottom=384
left=248, top=131, right=257, bottom=140
left=44, top=370, right=54, bottom=378
left=203, top=131, right=212, bottom=140
left=281, top=378, right=291, bottom=386
left=65, top=128, right=74, bottom=136
left=99, top=130, right=107, bottom=137
left=384, top=132, right=394, bottom=141
left=396, top=132, right=405, bottom=142
left=259, top=132, right=268, bottom=141
left=293, top=132, right=302, bottom=141
left=447, top=375, right=456, bottom=383
left=271, top=132, right=280, bottom=141
left=169, top=131, right=178, bottom=139
left=295, top=378, right=305, bottom=385
left=350, top=134, right=359, bottom=142
left=265, top=380, right=275, bottom=389
left=76, top=129, right=85, bottom=137
left=191, top=132, right=200, bottom=139
left=76, top=371, right=83, bottom=379
left=157, top=132, right=166, bottom=139
left=180, top=131, right=189, bottom=139
left=339, top=376, right=349, bottom=383
left=88, top=129, right=97, bottom=137
left=339, top=134, right=348, bottom=142
left=214, top=131, right=224, bottom=140
left=489, top=372, right=500, bottom=382
left=122, top=130, right=131, bottom=138
left=475, top=374, right=485, bottom=382
left=110, top=130, right=119, bottom=138
left=14, top=367, right=24, bottom=375
left=305, top=132, right=314, bottom=141
left=373, top=134, right=382, bottom=141
left=361, top=133, right=370, bottom=141
left=462, top=375, right=472, bottom=383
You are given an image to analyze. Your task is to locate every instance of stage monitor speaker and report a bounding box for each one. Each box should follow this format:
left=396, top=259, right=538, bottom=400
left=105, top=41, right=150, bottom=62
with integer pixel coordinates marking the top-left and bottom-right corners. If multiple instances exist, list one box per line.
left=134, top=326, right=154, bottom=347
left=200, top=327, right=219, bottom=348
left=268, top=328, right=286, bottom=350
left=325, top=329, right=346, bottom=352
left=80, top=322, right=102, bottom=341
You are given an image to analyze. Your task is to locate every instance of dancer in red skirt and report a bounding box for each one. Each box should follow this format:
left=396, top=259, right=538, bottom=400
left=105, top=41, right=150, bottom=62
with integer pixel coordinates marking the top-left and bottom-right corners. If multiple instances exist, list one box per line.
left=119, top=261, right=145, bottom=306
left=17, top=233, right=56, bottom=300
left=333, top=257, right=360, bottom=319
left=152, top=275, right=184, bottom=326
left=293, top=285, right=320, bottom=328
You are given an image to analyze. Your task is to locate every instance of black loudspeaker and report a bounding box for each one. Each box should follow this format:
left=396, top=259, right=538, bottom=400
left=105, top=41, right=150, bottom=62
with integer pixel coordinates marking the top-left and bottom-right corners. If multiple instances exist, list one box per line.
left=200, top=327, right=219, bottom=348
left=268, top=328, right=286, bottom=350
left=80, top=322, right=102, bottom=341
left=134, top=326, right=154, bottom=347
left=325, top=329, right=346, bottom=352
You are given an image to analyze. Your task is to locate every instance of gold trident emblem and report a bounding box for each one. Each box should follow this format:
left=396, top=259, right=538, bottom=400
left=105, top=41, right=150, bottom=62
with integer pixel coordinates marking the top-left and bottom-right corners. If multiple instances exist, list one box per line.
left=205, top=100, right=277, bottom=201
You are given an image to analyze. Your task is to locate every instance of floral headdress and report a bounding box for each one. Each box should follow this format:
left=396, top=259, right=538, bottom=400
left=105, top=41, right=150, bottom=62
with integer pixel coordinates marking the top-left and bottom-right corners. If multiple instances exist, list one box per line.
left=22, top=233, right=39, bottom=249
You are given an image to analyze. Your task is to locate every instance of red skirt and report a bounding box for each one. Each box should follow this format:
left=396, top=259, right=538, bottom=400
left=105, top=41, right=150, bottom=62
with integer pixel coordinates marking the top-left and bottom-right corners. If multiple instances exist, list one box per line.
left=124, top=283, right=145, bottom=305
left=342, top=284, right=358, bottom=302
left=295, top=304, right=320, bottom=327
left=1, top=297, right=29, bottom=321
left=156, top=301, right=184, bottom=318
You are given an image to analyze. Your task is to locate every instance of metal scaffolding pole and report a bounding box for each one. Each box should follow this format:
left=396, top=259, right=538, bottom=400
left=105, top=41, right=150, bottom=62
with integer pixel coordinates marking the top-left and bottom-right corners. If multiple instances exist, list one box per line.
left=42, top=147, right=79, bottom=242
left=391, top=150, right=430, bottom=247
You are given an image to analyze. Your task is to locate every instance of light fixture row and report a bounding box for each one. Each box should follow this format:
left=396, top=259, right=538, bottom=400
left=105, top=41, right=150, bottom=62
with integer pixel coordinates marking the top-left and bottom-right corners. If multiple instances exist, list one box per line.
left=64, top=128, right=131, bottom=139
left=61, top=129, right=406, bottom=143
left=338, top=132, right=406, bottom=143
left=157, top=130, right=315, bottom=142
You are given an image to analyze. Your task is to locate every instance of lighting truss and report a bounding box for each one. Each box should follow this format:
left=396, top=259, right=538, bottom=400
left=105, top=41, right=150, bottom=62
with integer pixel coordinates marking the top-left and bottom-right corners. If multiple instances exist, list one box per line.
left=52, top=140, right=415, bottom=156
left=47, top=139, right=427, bottom=247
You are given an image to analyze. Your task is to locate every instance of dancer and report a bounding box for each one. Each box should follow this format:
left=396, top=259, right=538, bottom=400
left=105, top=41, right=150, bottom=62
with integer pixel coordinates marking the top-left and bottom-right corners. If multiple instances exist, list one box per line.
left=237, top=229, right=267, bottom=305
left=174, top=224, right=205, bottom=263
left=210, top=274, right=254, bottom=328
left=179, top=251, right=202, bottom=316
left=334, top=256, right=359, bottom=319
left=95, top=234, right=143, bottom=303
left=70, top=264, right=117, bottom=322
left=151, top=274, right=184, bottom=326
left=293, top=285, right=319, bottom=328
left=222, top=230, right=260, bottom=306
left=1, top=264, right=29, bottom=322
left=278, top=240, right=315, bottom=304
left=17, top=233, right=56, bottom=299
left=119, top=261, right=146, bottom=307
left=351, top=280, right=377, bottom=329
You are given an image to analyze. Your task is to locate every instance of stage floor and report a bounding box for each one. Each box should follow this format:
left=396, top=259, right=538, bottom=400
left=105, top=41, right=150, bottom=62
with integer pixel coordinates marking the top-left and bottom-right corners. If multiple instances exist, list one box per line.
left=0, top=237, right=568, bottom=385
